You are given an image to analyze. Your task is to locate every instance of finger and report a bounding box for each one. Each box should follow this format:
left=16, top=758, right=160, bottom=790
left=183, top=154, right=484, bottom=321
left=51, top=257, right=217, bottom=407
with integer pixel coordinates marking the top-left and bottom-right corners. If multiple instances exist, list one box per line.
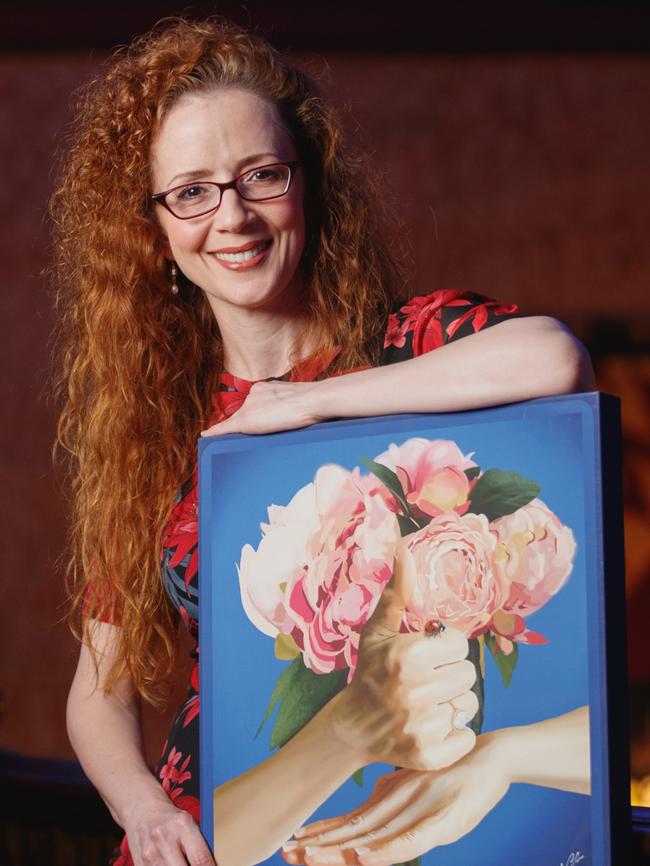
left=317, top=795, right=434, bottom=852
left=292, top=772, right=419, bottom=847
left=366, top=543, right=416, bottom=633
left=404, top=688, right=478, bottom=746
left=140, top=836, right=189, bottom=866
left=181, top=827, right=216, bottom=866
left=418, top=726, right=476, bottom=771
left=353, top=810, right=445, bottom=866
left=201, top=419, right=237, bottom=436
left=292, top=771, right=407, bottom=843
left=408, top=805, right=470, bottom=848
left=354, top=826, right=428, bottom=866
left=426, top=627, right=470, bottom=666
left=397, top=647, right=476, bottom=693
left=443, top=688, right=480, bottom=729
left=402, top=677, right=476, bottom=716
left=303, top=847, right=358, bottom=866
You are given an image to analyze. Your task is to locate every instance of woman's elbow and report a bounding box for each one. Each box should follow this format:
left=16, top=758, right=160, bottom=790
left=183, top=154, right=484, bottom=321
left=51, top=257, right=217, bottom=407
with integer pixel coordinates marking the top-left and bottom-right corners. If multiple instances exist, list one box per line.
left=531, top=317, right=595, bottom=395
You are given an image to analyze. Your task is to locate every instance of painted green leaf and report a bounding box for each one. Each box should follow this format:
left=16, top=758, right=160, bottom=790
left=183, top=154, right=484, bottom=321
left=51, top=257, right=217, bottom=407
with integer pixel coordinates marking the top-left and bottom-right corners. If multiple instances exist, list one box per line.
left=396, top=514, right=419, bottom=537
left=265, top=657, right=348, bottom=750
left=467, top=637, right=484, bottom=735
left=485, top=632, right=519, bottom=687
left=254, top=657, right=302, bottom=741
left=351, top=768, right=364, bottom=787
left=468, top=469, right=540, bottom=521
left=465, top=466, right=481, bottom=481
left=477, top=633, right=486, bottom=679
left=396, top=858, right=422, bottom=866
left=360, top=457, right=412, bottom=517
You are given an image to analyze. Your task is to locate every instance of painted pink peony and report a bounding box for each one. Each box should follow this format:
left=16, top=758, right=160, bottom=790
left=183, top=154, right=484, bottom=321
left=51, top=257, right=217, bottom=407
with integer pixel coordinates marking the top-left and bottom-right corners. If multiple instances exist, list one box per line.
left=492, top=498, right=576, bottom=616
left=238, top=464, right=400, bottom=680
left=374, top=438, right=478, bottom=518
left=238, top=481, right=321, bottom=638
left=284, top=465, right=400, bottom=679
left=403, top=512, right=508, bottom=638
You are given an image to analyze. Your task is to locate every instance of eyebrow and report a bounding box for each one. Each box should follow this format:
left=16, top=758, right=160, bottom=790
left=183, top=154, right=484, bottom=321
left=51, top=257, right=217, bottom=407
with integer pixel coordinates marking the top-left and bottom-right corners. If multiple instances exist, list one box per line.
left=165, top=153, right=285, bottom=188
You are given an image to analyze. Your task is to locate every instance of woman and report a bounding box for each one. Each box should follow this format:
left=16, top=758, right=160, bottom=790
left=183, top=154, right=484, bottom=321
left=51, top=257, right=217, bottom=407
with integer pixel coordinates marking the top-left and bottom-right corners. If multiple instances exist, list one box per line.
left=53, top=15, right=594, bottom=866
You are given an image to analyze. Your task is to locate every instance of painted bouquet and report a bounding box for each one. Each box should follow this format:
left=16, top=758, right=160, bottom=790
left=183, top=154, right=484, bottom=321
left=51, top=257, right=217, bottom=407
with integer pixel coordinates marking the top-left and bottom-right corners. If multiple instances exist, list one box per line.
left=237, top=437, right=576, bottom=752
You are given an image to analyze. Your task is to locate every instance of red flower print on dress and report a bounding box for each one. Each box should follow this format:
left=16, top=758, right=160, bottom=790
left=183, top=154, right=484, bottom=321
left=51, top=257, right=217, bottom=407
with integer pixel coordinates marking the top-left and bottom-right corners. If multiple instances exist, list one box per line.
left=383, top=312, right=407, bottom=349
left=112, top=835, right=134, bottom=866
left=444, top=297, right=519, bottom=340
left=290, top=347, right=346, bottom=382
left=163, top=485, right=199, bottom=589
left=399, top=292, right=451, bottom=354
left=216, top=372, right=254, bottom=417
left=159, top=747, right=192, bottom=793
left=169, top=792, right=200, bottom=821
left=179, top=661, right=200, bottom=728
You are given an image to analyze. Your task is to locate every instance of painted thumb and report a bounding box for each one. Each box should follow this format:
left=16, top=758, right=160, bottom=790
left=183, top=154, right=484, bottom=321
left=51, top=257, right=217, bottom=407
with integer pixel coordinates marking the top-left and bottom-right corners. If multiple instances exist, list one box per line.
left=366, top=541, right=416, bottom=634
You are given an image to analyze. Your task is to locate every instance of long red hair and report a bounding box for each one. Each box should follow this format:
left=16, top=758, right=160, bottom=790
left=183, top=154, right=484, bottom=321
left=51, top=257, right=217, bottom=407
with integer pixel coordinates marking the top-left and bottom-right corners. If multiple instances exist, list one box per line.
left=50, top=16, right=408, bottom=704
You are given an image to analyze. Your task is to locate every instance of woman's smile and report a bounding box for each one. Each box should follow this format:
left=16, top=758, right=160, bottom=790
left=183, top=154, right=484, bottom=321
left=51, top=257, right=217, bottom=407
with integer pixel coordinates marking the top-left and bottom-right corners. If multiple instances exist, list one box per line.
left=211, top=238, right=273, bottom=269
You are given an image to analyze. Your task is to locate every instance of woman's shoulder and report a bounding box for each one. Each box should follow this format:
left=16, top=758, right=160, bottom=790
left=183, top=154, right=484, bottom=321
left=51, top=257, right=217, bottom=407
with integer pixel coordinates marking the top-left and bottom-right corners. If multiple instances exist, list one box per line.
left=381, top=289, right=520, bottom=362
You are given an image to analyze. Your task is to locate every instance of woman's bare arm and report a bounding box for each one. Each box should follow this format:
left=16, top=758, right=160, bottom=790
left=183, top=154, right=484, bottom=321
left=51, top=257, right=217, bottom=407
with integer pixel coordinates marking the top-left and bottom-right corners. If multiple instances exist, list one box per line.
left=202, top=317, right=594, bottom=436
left=67, top=620, right=215, bottom=866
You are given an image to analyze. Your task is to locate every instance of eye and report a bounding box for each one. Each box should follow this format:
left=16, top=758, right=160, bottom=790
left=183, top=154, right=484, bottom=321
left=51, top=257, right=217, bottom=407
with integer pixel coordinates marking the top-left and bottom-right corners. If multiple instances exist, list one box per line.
left=173, top=183, right=211, bottom=202
left=243, top=165, right=285, bottom=184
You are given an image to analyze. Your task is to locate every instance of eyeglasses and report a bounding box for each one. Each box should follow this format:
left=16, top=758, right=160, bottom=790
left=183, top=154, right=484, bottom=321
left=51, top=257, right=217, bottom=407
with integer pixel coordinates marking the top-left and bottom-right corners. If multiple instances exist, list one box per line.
left=151, top=161, right=301, bottom=220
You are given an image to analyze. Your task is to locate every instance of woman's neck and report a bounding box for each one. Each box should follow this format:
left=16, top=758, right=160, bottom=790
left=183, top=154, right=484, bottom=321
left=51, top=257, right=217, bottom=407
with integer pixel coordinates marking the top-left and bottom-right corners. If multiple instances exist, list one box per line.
left=212, top=302, right=313, bottom=382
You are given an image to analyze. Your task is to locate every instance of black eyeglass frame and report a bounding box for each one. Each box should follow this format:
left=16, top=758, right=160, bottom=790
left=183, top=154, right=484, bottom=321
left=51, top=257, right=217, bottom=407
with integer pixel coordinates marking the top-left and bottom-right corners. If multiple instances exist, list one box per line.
left=151, top=160, right=301, bottom=220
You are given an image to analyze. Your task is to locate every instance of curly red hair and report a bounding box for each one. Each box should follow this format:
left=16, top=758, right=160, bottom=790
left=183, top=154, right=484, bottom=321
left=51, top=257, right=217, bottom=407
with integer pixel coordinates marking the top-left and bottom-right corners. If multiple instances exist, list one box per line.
left=50, top=16, right=407, bottom=704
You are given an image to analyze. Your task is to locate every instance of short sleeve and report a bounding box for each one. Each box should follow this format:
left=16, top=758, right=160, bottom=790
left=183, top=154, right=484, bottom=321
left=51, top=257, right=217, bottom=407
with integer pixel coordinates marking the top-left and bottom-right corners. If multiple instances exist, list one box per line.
left=380, top=289, right=520, bottom=364
left=81, top=579, right=123, bottom=624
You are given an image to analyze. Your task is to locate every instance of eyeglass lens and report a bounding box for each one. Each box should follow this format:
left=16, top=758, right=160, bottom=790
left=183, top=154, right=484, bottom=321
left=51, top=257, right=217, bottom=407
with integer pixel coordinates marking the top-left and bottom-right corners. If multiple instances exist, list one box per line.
left=164, top=163, right=292, bottom=218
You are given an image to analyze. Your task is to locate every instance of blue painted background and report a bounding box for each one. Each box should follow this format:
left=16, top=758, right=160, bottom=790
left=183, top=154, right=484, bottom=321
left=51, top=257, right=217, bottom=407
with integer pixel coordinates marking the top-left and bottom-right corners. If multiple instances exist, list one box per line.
left=200, top=395, right=609, bottom=865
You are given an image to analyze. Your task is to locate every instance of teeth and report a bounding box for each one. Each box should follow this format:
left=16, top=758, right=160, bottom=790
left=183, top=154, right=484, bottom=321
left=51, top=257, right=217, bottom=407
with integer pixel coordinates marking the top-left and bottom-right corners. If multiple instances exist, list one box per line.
left=214, top=242, right=268, bottom=263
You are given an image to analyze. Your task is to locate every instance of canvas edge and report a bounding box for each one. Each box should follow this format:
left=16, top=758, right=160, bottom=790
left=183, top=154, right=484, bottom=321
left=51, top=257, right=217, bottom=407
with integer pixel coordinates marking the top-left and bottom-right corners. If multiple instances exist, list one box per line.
left=597, top=392, right=633, bottom=859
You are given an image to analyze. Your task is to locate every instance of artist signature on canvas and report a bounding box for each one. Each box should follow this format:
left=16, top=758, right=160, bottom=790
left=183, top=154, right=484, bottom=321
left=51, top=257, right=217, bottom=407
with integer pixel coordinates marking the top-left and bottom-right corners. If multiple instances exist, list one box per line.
left=560, top=852, right=585, bottom=866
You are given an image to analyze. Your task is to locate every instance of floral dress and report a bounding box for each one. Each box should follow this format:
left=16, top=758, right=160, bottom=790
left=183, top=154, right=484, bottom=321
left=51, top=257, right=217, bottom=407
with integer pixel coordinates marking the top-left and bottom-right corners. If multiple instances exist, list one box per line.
left=111, top=290, right=518, bottom=864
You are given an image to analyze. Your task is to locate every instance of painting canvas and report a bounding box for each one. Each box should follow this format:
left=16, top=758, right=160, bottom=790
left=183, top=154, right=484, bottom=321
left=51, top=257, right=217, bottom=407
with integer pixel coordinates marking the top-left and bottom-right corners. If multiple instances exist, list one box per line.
left=199, top=392, right=629, bottom=866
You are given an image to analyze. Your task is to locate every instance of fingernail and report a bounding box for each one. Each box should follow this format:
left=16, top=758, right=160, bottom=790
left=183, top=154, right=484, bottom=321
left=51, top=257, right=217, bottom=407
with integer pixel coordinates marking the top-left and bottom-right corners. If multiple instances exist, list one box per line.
left=282, top=840, right=299, bottom=851
left=292, top=827, right=307, bottom=838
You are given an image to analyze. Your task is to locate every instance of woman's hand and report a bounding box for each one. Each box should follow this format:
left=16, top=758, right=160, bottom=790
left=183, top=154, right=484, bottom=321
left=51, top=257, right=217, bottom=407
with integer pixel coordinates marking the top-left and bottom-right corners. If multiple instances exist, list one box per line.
left=281, top=733, right=510, bottom=866
left=328, top=543, right=479, bottom=772
left=123, top=794, right=215, bottom=866
left=201, top=380, right=324, bottom=436
left=66, top=625, right=215, bottom=866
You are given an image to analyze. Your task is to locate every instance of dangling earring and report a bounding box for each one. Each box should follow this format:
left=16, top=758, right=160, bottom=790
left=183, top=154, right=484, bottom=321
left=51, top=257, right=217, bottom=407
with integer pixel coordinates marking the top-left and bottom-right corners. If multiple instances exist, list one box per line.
left=170, top=262, right=179, bottom=295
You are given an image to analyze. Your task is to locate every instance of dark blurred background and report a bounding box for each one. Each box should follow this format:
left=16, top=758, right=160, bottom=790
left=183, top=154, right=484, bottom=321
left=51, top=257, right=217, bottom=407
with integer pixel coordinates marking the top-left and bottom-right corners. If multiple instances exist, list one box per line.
left=2, top=1, right=649, bottom=863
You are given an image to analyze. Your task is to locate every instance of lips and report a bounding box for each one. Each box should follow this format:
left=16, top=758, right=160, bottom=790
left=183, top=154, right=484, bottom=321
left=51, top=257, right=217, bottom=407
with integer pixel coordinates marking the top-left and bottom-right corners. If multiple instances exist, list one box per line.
left=213, top=239, right=272, bottom=264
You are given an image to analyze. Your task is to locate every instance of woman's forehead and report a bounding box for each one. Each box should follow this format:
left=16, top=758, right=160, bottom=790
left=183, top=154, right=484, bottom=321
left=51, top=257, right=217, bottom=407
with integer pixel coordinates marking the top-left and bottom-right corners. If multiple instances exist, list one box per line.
left=151, top=88, right=294, bottom=186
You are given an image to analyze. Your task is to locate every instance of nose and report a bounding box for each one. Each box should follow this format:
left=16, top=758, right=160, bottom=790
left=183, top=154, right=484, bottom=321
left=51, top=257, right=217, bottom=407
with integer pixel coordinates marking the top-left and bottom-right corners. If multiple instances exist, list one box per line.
left=212, top=187, right=255, bottom=233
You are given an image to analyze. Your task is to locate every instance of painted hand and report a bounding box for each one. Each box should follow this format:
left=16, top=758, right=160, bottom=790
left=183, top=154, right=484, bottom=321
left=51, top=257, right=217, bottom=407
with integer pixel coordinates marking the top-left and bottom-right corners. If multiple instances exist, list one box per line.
left=201, top=380, right=324, bottom=436
left=282, top=734, right=509, bottom=866
left=328, top=543, right=479, bottom=772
